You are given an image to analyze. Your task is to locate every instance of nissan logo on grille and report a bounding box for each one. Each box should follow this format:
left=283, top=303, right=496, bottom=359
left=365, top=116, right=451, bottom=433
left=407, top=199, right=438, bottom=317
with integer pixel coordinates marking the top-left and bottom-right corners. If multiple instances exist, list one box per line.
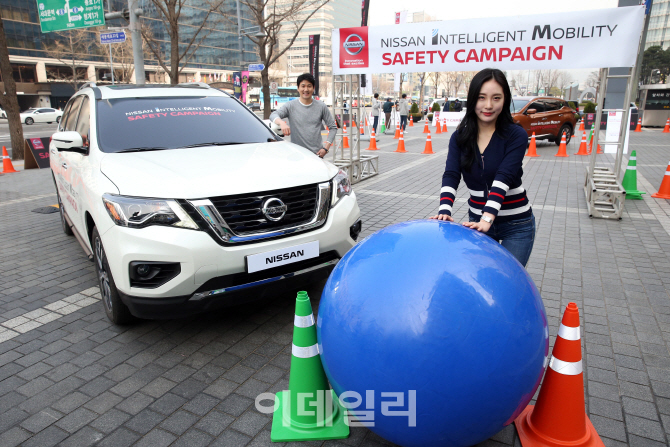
left=343, top=34, right=365, bottom=55
left=262, top=198, right=288, bottom=222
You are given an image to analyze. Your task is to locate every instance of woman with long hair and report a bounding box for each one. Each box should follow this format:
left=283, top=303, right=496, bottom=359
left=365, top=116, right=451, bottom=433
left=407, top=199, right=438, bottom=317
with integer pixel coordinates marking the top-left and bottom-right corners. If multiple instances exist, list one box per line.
left=430, top=68, right=535, bottom=266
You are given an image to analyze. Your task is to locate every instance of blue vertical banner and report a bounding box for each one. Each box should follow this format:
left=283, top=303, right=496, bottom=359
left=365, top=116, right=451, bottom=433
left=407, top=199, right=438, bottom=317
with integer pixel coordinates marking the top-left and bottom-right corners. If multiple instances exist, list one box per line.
left=233, top=72, right=242, bottom=99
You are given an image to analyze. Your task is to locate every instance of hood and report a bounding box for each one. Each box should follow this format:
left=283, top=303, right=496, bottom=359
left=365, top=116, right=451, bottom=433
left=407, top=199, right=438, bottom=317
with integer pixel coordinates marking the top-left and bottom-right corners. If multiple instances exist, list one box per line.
left=99, top=141, right=339, bottom=199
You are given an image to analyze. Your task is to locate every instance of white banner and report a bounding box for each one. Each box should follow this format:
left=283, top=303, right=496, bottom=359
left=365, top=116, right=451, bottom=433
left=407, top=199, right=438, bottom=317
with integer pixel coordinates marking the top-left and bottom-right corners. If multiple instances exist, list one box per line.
left=605, top=111, right=622, bottom=154
left=333, top=6, right=644, bottom=75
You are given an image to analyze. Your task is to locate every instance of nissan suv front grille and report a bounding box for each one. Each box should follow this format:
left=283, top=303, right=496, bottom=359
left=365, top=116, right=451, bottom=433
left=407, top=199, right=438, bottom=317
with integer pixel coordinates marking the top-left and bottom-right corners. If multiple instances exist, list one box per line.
left=211, top=184, right=318, bottom=234
left=185, top=182, right=331, bottom=245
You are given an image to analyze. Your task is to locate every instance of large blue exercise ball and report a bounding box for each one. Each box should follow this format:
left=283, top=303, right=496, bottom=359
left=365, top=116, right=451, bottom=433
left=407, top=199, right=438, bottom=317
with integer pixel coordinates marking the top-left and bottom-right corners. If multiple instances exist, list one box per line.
left=317, top=220, right=548, bottom=447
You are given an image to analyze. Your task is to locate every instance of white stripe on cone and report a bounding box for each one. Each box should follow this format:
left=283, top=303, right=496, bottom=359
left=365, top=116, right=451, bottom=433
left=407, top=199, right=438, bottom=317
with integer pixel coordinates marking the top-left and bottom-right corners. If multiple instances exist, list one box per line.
left=294, top=314, right=315, bottom=328
left=292, top=343, right=319, bottom=358
left=557, top=324, right=580, bottom=341
left=549, top=357, right=583, bottom=376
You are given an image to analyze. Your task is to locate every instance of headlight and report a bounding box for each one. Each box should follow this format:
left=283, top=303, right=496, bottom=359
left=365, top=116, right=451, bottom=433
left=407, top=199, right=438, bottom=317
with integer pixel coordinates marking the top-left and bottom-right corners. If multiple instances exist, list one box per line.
left=331, top=169, right=351, bottom=207
left=102, top=194, right=199, bottom=230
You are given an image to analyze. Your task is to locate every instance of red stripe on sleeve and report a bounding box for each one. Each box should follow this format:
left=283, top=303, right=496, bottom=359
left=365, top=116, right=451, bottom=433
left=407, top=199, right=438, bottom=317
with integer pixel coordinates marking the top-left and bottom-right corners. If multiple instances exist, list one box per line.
left=502, top=197, right=526, bottom=205
left=490, top=192, right=505, bottom=199
left=440, top=197, right=454, bottom=203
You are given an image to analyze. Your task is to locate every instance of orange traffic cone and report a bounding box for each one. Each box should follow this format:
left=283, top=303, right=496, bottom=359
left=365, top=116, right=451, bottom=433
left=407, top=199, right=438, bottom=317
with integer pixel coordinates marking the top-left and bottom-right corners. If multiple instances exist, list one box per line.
left=423, top=120, right=430, bottom=134
left=578, top=120, right=584, bottom=131
left=409, top=115, right=414, bottom=127
left=360, top=120, right=365, bottom=136
left=574, top=133, right=588, bottom=155
left=367, top=128, right=378, bottom=151
left=435, top=119, right=442, bottom=134
left=442, top=121, right=448, bottom=133
left=555, top=132, right=569, bottom=157
left=663, top=118, right=670, bottom=133
left=394, top=120, right=400, bottom=139
left=515, top=303, right=605, bottom=447
left=634, top=117, right=642, bottom=132
left=352, top=119, right=357, bottom=130
left=1, top=146, right=18, bottom=174
left=395, top=130, right=407, bottom=153
left=422, top=133, right=434, bottom=154
left=343, top=124, right=350, bottom=149
left=652, top=160, right=670, bottom=199
left=597, top=144, right=603, bottom=154
left=526, top=133, right=539, bottom=157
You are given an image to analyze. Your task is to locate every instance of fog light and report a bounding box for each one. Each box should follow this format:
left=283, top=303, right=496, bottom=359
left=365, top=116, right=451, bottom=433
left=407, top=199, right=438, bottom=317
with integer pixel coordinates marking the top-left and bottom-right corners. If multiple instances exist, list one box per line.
left=350, top=219, right=362, bottom=241
left=136, top=264, right=152, bottom=276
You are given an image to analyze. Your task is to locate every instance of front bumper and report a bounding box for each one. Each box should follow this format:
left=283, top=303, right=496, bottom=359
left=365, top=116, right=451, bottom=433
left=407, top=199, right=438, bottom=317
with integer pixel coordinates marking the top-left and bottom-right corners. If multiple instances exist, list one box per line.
left=101, top=192, right=360, bottom=309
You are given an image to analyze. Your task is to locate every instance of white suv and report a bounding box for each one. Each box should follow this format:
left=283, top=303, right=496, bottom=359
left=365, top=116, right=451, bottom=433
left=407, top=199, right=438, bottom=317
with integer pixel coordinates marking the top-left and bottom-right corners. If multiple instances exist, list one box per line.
left=50, top=83, right=361, bottom=324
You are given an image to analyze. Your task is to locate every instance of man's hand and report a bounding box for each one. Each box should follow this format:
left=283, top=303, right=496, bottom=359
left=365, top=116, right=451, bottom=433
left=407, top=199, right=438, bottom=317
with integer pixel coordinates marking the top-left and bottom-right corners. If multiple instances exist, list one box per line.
left=317, top=148, right=328, bottom=158
left=278, top=120, right=291, bottom=136
left=429, top=214, right=454, bottom=221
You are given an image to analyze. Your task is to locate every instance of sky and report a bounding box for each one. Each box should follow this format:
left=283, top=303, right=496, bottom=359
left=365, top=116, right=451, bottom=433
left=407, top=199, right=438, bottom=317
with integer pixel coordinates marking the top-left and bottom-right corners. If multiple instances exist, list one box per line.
left=367, top=0, right=621, bottom=87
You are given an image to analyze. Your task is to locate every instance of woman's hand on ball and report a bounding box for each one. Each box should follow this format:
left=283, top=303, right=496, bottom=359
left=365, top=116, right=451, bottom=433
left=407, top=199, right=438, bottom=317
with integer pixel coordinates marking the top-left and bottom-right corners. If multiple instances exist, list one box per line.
left=462, top=220, right=492, bottom=233
left=429, top=214, right=454, bottom=221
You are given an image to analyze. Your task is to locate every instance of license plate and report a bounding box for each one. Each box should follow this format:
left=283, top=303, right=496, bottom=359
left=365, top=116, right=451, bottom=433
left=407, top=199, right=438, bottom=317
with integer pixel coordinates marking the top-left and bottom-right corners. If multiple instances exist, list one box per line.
left=246, top=241, right=319, bottom=273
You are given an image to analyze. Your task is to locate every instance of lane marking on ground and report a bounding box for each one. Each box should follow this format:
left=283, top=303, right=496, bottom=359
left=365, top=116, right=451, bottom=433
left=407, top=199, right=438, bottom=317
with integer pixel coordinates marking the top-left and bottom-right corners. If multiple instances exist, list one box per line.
left=0, top=288, right=100, bottom=344
left=0, top=193, right=57, bottom=208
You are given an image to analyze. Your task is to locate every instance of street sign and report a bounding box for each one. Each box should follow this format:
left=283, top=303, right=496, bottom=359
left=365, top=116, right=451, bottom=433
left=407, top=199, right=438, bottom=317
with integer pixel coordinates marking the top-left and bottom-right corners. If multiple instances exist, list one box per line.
left=37, top=0, right=105, bottom=33
left=270, top=82, right=278, bottom=94
left=100, top=31, right=126, bottom=44
left=248, top=64, right=265, bottom=72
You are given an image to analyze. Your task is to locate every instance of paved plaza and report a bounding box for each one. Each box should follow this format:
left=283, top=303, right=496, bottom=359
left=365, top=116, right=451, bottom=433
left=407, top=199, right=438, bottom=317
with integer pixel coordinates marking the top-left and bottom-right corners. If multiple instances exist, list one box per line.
left=0, top=124, right=669, bottom=446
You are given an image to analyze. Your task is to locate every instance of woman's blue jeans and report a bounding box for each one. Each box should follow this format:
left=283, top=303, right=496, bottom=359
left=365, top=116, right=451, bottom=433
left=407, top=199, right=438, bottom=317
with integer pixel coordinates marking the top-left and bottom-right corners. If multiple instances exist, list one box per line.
left=469, top=213, right=536, bottom=267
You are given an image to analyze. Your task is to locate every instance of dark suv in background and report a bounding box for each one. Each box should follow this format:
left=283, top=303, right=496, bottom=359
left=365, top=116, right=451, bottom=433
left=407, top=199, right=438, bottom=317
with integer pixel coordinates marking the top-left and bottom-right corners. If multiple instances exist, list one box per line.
left=511, top=97, right=578, bottom=145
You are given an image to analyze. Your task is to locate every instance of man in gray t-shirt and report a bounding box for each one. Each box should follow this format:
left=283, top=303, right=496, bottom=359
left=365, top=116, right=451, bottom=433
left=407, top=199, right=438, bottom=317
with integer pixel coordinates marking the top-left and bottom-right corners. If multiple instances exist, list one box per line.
left=269, top=73, right=337, bottom=158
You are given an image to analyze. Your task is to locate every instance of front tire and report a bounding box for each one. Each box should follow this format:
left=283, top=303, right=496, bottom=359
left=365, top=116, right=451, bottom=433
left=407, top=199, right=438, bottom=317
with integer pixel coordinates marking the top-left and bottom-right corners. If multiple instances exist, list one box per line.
left=25, top=117, right=34, bottom=125
left=556, top=124, right=572, bottom=145
left=92, top=227, right=134, bottom=325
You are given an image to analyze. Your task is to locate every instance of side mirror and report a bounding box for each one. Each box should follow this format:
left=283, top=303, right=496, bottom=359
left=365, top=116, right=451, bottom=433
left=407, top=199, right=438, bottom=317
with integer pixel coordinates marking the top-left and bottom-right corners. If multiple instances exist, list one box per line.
left=526, top=108, right=537, bottom=115
left=53, top=131, right=87, bottom=154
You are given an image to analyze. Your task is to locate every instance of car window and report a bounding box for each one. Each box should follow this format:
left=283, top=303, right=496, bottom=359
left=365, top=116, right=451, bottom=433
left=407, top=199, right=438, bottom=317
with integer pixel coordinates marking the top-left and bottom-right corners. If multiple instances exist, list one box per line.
left=543, top=100, right=560, bottom=112
left=63, top=96, right=84, bottom=131
left=75, top=97, right=90, bottom=138
left=96, top=95, right=276, bottom=153
left=59, top=101, right=75, bottom=131
left=45, top=108, right=56, bottom=113
left=511, top=99, right=529, bottom=113
left=527, top=101, right=545, bottom=113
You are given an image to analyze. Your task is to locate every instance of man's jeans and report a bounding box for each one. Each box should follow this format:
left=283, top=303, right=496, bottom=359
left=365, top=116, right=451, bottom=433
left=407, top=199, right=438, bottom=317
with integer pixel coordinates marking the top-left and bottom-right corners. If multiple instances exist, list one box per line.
left=400, top=115, right=408, bottom=131
left=469, top=213, right=536, bottom=267
left=372, top=116, right=379, bottom=133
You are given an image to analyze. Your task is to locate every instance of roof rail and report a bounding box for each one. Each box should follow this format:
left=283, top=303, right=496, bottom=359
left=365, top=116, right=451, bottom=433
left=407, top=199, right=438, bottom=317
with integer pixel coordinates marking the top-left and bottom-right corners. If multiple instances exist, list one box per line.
left=79, top=82, right=97, bottom=91
left=176, top=82, right=213, bottom=89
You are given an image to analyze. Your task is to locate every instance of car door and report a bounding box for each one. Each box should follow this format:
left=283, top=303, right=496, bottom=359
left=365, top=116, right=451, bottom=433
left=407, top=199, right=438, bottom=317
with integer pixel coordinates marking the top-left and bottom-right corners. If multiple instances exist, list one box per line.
left=54, top=96, right=84, bottom=221
left=542, top=99, right=563, bottom=135
left=524, top=100, right=548, bottom=136
left=41, top=108, right=57, bottom=123
left=69, top=96, right=92, bottom=233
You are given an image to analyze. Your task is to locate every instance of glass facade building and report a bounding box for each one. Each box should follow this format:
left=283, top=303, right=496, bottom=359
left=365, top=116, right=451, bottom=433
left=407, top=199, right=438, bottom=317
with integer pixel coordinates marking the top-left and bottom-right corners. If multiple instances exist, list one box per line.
left=647, top=0, right=670, bottom=50
left=0, top=0, right=259, bottom=80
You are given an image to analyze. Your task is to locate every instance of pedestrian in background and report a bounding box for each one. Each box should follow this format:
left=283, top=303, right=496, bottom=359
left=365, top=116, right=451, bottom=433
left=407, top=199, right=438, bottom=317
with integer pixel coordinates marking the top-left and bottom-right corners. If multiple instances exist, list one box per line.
left=430, top=68, right=535, bottom=266
left=372, top=93, right=380, bottom=133
left=454, top=98, right=463, bottom=112
left=382, top=97, right=394, bottom=131
left=398, top=93, right=409, bottom=131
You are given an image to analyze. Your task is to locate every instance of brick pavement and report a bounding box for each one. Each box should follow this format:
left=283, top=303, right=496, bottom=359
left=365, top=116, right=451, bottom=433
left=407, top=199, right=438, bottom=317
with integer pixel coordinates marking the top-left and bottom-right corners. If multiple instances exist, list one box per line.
left=0, top=127, right=668, bottom=446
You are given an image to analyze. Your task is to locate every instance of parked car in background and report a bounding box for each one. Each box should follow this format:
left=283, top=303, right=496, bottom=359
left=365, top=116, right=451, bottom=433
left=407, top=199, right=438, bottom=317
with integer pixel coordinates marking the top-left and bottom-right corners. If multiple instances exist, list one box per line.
left=20, top=107, right=63, bottom=125
left=0, top=108, right=6, bottom=119
left=510, top=96, right=577, bottom=145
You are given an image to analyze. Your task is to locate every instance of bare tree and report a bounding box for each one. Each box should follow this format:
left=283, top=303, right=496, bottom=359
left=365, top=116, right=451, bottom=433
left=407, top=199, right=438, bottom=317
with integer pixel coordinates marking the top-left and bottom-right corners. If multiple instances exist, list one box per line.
left=416, top=72, right=428, bottom=106
left=46, top=29, right=99, bottom=92
left=237, top=0, right=331, bottom=118
left=585, top=70, right=599, bottom=89
left=0, top=12, right=23, bottom=160
left=429, top=72, right=440, bottom=98
left=141, top=0, right=224, bottom=84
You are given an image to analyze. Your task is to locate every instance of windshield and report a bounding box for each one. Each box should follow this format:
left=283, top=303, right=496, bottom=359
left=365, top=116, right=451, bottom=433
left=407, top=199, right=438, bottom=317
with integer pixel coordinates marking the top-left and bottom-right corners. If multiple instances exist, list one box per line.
left=96, top=95, right=275, bottom=153
left=510, top=99, right=529, bottom=114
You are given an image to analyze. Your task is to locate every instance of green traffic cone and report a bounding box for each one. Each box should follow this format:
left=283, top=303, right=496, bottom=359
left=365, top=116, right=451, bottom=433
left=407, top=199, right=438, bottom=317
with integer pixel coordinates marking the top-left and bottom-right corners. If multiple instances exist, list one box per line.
left=622, top=150, right=645, bottom=199
left=270, top=291, right=349, bottom=442
left=381, top=116, right=386, bottom=133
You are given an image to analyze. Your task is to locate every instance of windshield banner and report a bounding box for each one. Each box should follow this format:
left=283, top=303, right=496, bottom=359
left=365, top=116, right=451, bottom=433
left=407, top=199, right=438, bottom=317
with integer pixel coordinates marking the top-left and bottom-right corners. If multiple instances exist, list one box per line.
left=332, top=6, right=644, bottom=74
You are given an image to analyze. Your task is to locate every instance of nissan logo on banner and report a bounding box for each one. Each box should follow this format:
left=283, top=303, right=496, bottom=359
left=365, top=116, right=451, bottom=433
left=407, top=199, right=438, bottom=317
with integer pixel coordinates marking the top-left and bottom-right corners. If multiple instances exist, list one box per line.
left=343, top=34, right=365, bottom=55
left=339, top=27, right=369, bottom=69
